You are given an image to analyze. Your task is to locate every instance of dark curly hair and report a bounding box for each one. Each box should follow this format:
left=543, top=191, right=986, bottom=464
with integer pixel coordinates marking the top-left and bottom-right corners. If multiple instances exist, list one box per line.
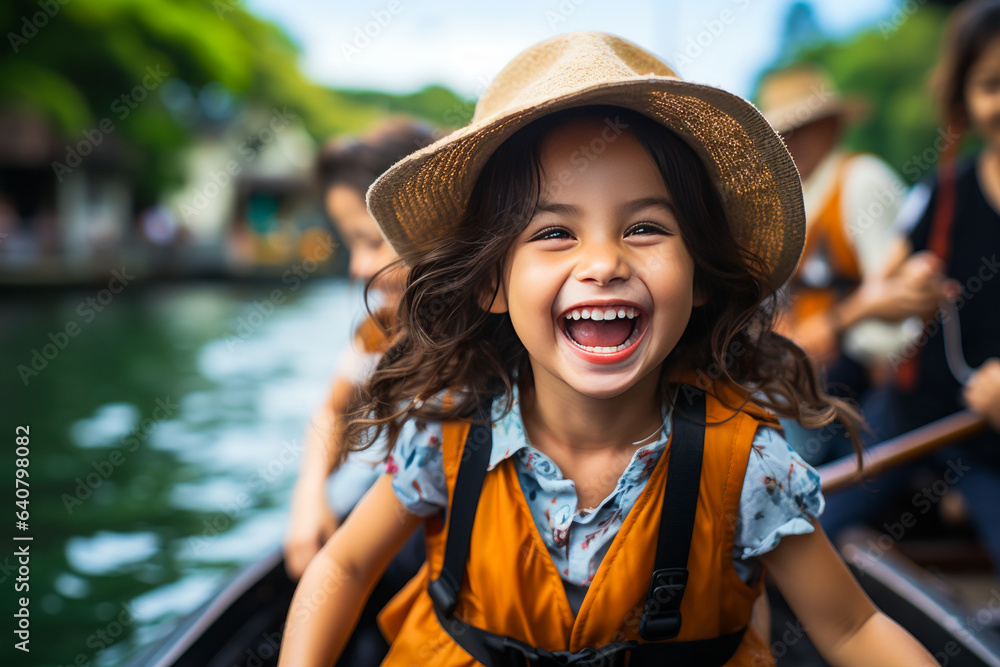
left=343, top=106, right=864, bottom=465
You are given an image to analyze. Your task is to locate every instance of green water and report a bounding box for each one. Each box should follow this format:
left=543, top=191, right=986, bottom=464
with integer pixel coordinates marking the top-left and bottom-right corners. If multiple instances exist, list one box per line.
left=0, top=279, right=359, bottom=666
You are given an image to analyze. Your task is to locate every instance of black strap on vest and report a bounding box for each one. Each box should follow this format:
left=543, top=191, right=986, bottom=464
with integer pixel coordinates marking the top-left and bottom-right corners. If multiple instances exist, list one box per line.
left=427, top=387, right=746, bottom=667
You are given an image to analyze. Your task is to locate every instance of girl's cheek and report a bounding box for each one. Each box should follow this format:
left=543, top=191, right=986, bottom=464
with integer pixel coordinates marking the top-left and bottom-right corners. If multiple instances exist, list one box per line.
left=510, top=250, right=551, bottom=278
left=637, top=249, right=688, bottom=277
left=640, top=255, right=667, bottom=274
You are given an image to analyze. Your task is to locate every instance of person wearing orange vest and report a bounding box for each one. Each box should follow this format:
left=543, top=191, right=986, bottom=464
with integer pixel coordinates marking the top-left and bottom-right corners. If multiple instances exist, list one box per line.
left=285, top=119, right=435, bottom=579
left=374, top=377, right=795, bottom=667
left=819, top=0, right=1000, bottom=579
left=283, top=120, right=436, bottom=665
left=758, top=67, right=910, bottom=458
left=279, top=32, right=937, bottom=667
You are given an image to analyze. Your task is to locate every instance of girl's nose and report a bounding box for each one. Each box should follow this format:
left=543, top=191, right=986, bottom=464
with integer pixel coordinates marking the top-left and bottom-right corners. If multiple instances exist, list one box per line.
left=572, top=241, right=630, bottom=285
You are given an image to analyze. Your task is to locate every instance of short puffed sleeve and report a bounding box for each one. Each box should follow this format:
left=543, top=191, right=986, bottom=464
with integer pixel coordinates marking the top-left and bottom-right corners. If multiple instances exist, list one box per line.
left=385, top=417, right=448, bottom=517
left=734, top=426, right=825, bottom=559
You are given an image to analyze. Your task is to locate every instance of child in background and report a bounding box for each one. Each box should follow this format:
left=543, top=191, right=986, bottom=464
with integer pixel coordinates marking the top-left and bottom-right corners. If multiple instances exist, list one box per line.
left=284, top=119, right=435, bottom=577
left=280, top=32, right=937, bottom=666
left=282, top=119, right=435, bottom=664
left=819, top=0, right=1000, bottom=573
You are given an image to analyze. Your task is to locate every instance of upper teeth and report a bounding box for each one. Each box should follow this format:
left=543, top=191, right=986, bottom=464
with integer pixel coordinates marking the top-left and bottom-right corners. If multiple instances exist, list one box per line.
left=564, top=307, right=637, bottom=321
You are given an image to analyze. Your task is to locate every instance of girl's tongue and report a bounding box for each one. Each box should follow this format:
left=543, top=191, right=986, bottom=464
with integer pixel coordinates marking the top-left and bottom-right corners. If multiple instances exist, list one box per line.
left=565, top=318, right=633, bottom=348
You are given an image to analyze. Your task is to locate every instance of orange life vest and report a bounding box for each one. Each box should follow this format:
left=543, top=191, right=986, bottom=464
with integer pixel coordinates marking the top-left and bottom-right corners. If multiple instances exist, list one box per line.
left=788, top=155, right=864, bottom=326
left=377, top=379, right=780, bottom=666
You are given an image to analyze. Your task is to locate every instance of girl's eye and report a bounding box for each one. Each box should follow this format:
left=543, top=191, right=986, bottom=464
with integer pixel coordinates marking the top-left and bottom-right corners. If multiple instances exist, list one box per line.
left=530, top=226, right=572, bottom=241
left=625, top=222, right=670, bottom=237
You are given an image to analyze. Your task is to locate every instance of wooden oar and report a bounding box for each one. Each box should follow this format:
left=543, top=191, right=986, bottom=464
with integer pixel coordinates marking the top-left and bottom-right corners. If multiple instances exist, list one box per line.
left=819, top=410, right=988, bottom=494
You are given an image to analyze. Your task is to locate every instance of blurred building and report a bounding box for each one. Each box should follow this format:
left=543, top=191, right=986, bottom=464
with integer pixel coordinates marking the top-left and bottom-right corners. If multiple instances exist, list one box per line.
left=0, top=110, right=135, bottom=279
left=163, top=105, right=331, bottom=272
left=0, top=102, right=341, bottom=286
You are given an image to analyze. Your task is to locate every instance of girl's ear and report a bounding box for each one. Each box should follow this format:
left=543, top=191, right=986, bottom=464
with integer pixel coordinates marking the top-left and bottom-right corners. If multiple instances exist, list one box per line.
left=693, top=285, right=707, bottom=307
left=479, top=267, right=509, bottom=313
left=486, top=283, right=508, bottom=313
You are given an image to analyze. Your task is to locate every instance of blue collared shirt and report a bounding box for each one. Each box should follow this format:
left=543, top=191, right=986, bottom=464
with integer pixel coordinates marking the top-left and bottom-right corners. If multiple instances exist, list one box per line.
left=387, top=387, right=823, bottom=612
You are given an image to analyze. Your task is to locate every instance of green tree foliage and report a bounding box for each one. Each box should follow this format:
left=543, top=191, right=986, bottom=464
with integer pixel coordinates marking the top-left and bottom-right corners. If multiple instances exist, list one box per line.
left=758, top=6, right=953, bottom=184
left=0, top=0, right=465, bottom=204
left=340, top=84, right=475, bottom=131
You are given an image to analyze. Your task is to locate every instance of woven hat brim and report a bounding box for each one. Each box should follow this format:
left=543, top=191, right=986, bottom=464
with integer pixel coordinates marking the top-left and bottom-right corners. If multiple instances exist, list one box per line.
left=367, top=75, right=805, bottom=292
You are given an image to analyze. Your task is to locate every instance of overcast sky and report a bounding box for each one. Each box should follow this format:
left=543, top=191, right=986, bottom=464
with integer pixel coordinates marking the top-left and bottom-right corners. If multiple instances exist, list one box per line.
left=244, top=0, right=900, bottom=100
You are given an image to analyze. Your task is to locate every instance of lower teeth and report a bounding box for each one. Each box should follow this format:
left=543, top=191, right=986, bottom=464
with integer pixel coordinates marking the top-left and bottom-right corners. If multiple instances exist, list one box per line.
left=582, top=343, right=628, bottom=353
left=573, top=331, right=637, bottom=353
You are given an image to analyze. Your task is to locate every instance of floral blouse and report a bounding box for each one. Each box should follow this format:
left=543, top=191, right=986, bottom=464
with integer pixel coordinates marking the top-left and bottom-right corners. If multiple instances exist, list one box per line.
left=385, top=388, right=823, bottom=614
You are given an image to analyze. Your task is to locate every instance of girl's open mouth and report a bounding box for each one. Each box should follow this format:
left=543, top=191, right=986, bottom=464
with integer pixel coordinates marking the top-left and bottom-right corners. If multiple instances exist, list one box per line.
left=558, top=305, right=647, bottom=361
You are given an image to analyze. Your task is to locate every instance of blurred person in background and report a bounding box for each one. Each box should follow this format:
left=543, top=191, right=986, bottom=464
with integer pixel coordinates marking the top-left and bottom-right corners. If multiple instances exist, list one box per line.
left=283, top=117, right=436, bottom=664
left=758, top=66, right=910, bottom=464
left=817, top=0, right=1000, bottom=573
left=757, top=61, right=986, bottom=667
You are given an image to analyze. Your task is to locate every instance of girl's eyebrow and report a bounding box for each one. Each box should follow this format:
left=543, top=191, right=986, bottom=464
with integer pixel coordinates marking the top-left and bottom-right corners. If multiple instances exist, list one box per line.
left=620, top=197, right=677, bottom=217
left=533, top=197, right=677, bottom=216
left=533, top=201, right=579, bottom=216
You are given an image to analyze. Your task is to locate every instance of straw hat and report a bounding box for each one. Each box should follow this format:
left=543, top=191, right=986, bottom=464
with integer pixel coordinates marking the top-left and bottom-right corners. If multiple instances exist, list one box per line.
left=757, top=65, right=869, bottom=135
left=367, top=31, right=805, bottom=291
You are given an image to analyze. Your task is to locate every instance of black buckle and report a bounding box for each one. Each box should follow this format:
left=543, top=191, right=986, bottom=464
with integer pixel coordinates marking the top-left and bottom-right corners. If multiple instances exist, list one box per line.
left=639, top=567, right=687, bottom=641
left=536, top=646, right=596, bottom=666
left=428, top=576, right=458, bottom=617
left=501, top=640, right=627, bottom=667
